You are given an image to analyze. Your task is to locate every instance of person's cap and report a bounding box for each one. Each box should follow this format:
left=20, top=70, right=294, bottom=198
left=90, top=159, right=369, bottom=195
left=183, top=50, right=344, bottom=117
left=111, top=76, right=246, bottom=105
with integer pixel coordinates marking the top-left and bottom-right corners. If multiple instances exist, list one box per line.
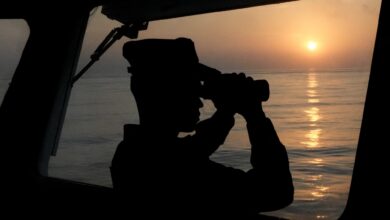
left=123, top=38, right=199, bottom=73
left=123, top=38, right=221, bottom=80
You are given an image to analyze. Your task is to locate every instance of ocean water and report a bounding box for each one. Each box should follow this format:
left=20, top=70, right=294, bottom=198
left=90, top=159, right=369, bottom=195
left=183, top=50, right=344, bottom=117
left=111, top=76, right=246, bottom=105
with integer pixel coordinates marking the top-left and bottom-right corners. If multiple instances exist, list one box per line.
left=48, top=70, right=369, bottom=220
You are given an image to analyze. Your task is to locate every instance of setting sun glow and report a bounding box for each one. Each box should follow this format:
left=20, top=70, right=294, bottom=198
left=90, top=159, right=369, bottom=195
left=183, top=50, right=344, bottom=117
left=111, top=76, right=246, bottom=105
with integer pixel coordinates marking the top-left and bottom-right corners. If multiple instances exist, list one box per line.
left=307, top=41, right=318, bottom=52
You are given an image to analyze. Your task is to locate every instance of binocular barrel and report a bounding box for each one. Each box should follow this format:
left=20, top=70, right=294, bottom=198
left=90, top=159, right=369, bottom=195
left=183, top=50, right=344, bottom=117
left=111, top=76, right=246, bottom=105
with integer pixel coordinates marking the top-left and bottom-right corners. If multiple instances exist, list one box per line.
left=197, top=64, right=269, bottom=102
left=200, top=76, right=270, bottom=102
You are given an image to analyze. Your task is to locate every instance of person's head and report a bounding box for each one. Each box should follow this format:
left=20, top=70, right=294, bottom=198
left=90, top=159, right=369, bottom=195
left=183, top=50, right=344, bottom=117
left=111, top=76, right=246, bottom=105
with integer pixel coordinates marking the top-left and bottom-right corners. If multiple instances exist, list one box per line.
left=123, top=38, right=204, bottom=133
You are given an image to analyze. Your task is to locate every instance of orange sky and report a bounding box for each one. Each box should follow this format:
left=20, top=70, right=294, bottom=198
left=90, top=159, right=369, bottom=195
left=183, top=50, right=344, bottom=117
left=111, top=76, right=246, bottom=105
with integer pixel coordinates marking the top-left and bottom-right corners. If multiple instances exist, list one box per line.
left=0, top=0, right=381, bottom=76
left=78, top=0, right=381, bottom=73
left=147, top=0, right=381, bottom=71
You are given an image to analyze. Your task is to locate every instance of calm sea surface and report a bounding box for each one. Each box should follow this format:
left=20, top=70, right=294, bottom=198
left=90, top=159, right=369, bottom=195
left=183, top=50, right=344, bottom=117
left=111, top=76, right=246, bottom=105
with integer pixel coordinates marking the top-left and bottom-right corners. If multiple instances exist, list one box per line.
left=47, top=70, right=369, bottom=220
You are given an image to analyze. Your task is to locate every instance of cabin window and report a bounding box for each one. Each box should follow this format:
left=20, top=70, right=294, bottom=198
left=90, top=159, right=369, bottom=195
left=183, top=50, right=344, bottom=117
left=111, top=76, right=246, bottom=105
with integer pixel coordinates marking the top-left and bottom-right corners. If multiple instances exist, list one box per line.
left=49, top=2, right=381, bottom=219
left=0, top=19, right=29, bottom=105
left=48, top=8, right=137, bottom=186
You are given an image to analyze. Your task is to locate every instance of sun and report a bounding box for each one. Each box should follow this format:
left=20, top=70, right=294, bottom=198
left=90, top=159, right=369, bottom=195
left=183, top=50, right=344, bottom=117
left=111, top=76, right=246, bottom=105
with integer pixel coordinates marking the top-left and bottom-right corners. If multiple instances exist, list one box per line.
left=307, top=41, right=318, bottom=51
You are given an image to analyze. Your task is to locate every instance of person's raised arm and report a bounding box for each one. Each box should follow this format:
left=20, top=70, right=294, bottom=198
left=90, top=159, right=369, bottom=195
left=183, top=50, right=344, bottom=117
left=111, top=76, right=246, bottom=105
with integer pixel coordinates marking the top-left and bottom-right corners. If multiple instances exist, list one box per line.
left=186, top=108, right=235, bottom=158
left=236, top=77, right=294, bottom=212
left=244, top=112, right=294, bottom=212
left=201, top=72, right=294, bottom=212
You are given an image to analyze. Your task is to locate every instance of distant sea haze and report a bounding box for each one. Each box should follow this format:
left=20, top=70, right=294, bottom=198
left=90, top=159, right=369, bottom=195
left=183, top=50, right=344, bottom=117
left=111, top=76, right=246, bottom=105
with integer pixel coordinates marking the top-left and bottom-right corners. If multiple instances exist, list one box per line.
left=47, top=70, right=369, bottom=220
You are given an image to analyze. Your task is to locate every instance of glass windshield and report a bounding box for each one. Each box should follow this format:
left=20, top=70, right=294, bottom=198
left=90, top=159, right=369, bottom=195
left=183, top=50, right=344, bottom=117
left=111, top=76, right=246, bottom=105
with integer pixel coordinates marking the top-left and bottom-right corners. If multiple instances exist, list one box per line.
left=49, top=1, right=381, bottom=219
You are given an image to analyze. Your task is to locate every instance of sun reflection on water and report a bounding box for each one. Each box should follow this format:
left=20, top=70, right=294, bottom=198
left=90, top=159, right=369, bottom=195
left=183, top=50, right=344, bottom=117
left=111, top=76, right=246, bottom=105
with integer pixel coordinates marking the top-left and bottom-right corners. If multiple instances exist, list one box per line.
left=303, top=73, right=322, bottom=148
left=307, top=89, right=317, bottom=97
left=308, top=74, right=319, bottom=88
left=305, top=107, right=321, bottom=124
left=302, top=128, right=322, bottom=148
left=308, top=174, right=323, bottom=181
left=302, top=72, right=329, bottom=213
left=311, top=185, right=329, bottom=198
left=308, top=158, right=324, bottom=165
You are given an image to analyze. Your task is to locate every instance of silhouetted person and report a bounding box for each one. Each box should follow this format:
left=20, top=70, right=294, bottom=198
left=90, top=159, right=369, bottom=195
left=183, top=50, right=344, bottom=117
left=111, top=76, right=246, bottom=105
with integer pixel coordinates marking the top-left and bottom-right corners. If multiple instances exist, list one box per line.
left=110, top=38, right=294, bottom=219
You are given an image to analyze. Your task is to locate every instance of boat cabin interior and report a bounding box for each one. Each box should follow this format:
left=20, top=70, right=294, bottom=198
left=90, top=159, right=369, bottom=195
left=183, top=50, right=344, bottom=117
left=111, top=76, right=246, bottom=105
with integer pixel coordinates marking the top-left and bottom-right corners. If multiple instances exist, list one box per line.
left=1, top=0, right=388, bottom=218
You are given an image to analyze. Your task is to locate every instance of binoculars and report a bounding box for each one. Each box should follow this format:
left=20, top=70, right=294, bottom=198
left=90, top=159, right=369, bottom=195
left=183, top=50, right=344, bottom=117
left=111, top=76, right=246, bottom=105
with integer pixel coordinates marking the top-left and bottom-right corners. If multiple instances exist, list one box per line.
left=197, top=64, right=270, bottom=102
left=202, top=77, right=270, bottom=102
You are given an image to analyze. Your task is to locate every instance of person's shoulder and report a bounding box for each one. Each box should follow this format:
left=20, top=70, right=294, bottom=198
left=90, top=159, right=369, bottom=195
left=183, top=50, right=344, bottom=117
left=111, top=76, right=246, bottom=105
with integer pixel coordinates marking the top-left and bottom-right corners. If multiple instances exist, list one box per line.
left=123, top=124, right=142, bottom=141
left=112, top=124, right=143, bottom=161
